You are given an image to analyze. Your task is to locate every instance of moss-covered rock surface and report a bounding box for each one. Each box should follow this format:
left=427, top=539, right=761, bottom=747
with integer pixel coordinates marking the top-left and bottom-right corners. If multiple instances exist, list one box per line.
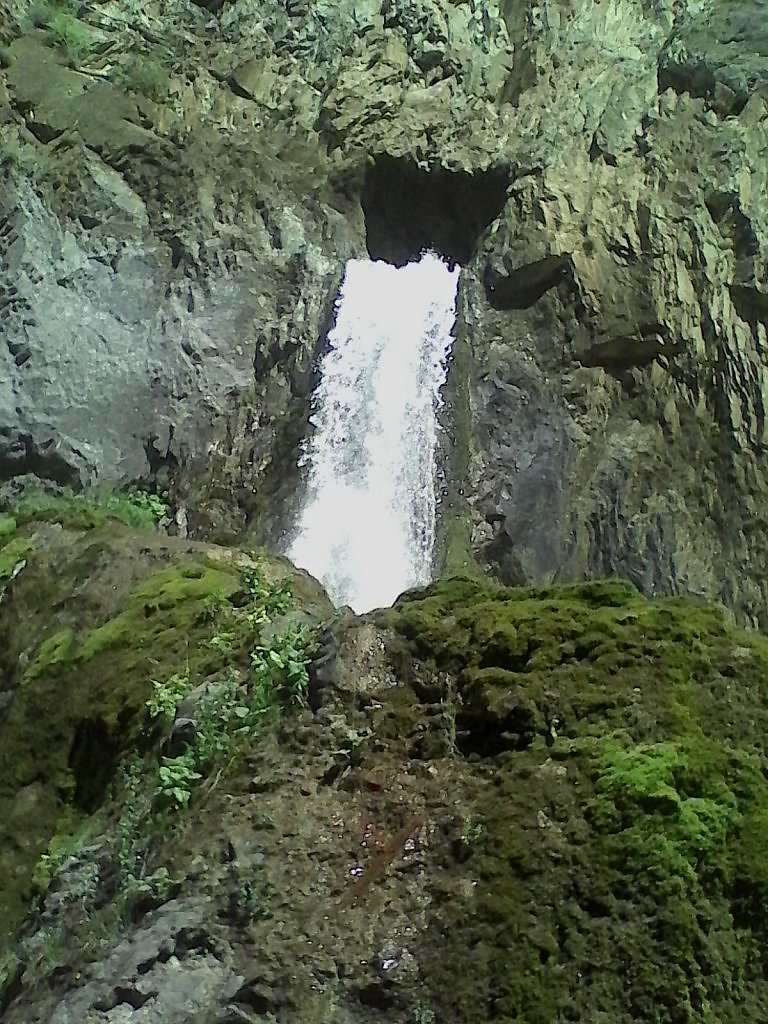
left=0, top=494, right=332, bottom=953
left=376, top=578, right=768, bottom=1022
left=3, top=544, right=768, bottom=1023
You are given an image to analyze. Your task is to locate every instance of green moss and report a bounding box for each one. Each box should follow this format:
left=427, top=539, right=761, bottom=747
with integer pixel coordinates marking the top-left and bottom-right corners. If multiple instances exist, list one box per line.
left=382, top=576, right=768, bottom=1023
left=112, top=56, right=170, bottom=102
left=577, top=736, right=768, bottom=1019
left=0, top=515, right=16, bottom=542
left=22, top=628, right=78, bottom=685
left=78, top=563, right=235, bottom=663
left=0, top=554, right=241, bottom=942
left=590, top=737, right=743, bottom=893
left=0, top=536, right=35, bottom=581
left=45, top=10, right=93, bottom=65
left=30, top=806, right=90, bottom=893
left=0, top=523, right=334, bottom=980
left=6, top=488, right=165, bottom=533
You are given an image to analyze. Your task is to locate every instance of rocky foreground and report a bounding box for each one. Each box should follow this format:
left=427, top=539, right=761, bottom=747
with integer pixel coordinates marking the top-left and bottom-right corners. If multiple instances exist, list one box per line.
left=2, top=497, right=768, bottom=1023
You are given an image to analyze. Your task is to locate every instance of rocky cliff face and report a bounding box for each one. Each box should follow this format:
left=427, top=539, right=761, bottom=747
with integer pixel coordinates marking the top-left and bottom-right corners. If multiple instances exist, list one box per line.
left=1, top=0, right=768, bottom=619
left=463, top=0, right=768, bottom=629
left=3, top=6, right=768, bottom=1018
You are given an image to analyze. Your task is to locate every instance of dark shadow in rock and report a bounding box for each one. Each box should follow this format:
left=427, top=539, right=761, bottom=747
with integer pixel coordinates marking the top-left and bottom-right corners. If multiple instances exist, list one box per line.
left=68, top=717, right=121, bottom=812
left=456, top=668, right=541, bottom=757
left=357, top=979, right=396, bottom=1010
left=0, top=432, right=80, bottom=488
left=145, top=428, right=178, bottom=482
left=730, top=284, right=768, bottom=327
left=94, top=986, right=157, bottom=1012
left=232, top=980, right=281, bottom=1015
left=361, top=155, right=510, bottom=266
left=657, top=2, right=768, bottom=118
left=480, top=528, right=528, bottom=586
left=578, top=327, right=673, bottom=372
left=484, top=253, right=571, bottom=309
left=0, top=959, right=23, bottom=1017
left=190, top=0, right=229, bottom=13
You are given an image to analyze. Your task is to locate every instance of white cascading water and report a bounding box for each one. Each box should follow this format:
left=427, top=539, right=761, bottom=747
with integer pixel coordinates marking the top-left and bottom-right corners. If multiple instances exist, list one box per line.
left=287, top=252, right=460, bottom=613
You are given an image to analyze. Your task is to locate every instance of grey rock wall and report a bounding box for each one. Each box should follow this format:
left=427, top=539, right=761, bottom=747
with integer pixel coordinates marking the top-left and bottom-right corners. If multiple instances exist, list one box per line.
left=463, top=0, right=768, bottom=625
left=1, top=0, right=768, bottom=621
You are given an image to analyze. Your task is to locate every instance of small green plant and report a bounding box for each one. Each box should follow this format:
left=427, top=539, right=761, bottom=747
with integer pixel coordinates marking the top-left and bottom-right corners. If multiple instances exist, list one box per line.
left=250, top=625, right=313, bottom=706
left=208, top=629, right=236, bottom=654
left=119, top=864, right=175, bottom=919
left=114, top=757, right=170, bottom=911
left=245, top=604, right=269, bottom=630
left=18, top=923, right=68, bottom=987
left=47, top=10, right=93, bottom=64
left=411, top=1003, right=436, bottom=1024
left=146, top=671, right=190, bottom=721
left=237, top=563, right=297, bottom=629
left=181, top=629, right=315, bottom=785
left=113, top=57, right=169, bottom=102
left=107, top=568, right=314, bottom=921
left=114, top=489, right=168, bottom=526
left=241, top=564, right=265, bottom=599
left=0, top=917, right=78, bottom=995
left=116, top=757, right=150, bottom=883
left=200, top=589, right=229, bottom=622
left=460, top=815, right=486, bottom=848
left=155, top=752, right=201, bottom=811
left=31, top=813, right=90, bottom=893
left=229, top=867, right=273, bottom=924
left=192, top=671, right=255, bottom=773
left=265, top=576, right=294, bottom=616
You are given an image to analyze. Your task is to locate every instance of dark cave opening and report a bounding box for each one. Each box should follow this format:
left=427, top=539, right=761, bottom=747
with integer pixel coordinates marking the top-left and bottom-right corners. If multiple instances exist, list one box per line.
left=360, top=155, right=510, bottom=266
left=68, top=717, right=120, bottom=812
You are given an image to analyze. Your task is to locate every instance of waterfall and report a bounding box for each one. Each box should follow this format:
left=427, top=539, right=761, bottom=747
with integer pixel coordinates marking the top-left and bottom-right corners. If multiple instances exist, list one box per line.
left=287, top=252, right=460, bottom=613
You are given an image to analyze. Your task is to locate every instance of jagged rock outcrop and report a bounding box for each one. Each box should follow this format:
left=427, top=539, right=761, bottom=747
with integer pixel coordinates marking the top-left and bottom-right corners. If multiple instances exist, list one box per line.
left=1, top=0, right=768, bottom=621
left=461, top=0, right=768, bottom=628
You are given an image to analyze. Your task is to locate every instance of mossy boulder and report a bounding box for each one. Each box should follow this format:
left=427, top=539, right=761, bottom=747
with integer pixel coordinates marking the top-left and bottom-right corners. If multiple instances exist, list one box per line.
left=376, top=577, right=768, bottom=1023
left=0, top=512, right=332, bottom=945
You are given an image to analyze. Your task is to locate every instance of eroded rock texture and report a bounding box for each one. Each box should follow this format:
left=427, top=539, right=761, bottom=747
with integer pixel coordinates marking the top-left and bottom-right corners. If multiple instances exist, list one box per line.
left=463, top=0, right=768, bottom=628
left=1, top=0, right=767, bottom=620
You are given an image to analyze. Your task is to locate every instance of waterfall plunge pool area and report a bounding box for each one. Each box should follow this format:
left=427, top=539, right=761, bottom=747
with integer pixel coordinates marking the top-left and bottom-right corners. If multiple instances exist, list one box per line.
left=287, top=253, right=460, bottom=613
